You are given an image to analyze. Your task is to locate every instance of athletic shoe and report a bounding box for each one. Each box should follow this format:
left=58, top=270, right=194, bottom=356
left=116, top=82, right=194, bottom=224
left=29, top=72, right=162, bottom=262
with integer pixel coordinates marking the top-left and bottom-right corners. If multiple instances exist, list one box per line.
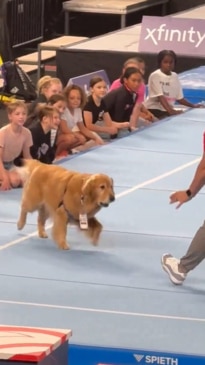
left=161, top=254, right=186, bottom=285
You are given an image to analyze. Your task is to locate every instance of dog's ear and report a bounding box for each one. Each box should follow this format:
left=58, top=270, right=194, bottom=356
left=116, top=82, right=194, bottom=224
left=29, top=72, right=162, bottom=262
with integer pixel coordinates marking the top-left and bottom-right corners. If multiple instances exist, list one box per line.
left=81, top=175, right=98, bottom=201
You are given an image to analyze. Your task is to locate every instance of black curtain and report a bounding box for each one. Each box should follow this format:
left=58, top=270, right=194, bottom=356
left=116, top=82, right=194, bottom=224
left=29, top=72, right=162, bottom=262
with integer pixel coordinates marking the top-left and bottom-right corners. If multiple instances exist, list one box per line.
left=168, top=0, right=205, bottom=13
left=0, top=0, right=13, bottom=62
left=44, top=0, right=65, bottom=37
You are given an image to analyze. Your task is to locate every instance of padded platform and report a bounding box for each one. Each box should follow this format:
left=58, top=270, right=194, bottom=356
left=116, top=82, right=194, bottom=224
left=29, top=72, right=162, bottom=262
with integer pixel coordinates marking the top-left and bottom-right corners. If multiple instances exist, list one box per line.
left=63, top=0, right=168, bottom=32
left=63, top=0, right=168, bottom=14
left=0, top=325, right=72, bottom=365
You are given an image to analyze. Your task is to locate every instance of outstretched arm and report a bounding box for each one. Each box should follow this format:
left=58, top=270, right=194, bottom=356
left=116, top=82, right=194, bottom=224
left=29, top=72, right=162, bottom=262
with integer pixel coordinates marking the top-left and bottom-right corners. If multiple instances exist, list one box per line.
left=170, top=152, right=205, bottom=208
left=188, top=152, right=205, bottom=197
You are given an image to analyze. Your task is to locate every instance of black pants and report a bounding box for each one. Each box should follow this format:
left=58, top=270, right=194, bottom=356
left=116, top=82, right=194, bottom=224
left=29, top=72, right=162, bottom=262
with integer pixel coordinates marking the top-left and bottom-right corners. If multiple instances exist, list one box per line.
left=148, top=109, right=169, bottom=120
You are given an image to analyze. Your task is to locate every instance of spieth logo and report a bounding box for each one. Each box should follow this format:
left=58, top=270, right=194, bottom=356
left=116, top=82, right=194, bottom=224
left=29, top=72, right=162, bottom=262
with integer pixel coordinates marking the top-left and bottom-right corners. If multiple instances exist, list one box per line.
left=133, top=354, right=178, bottom=365
left=144, top=23, right=205, bottom=48
left=134, top=354, right=145, bottom=362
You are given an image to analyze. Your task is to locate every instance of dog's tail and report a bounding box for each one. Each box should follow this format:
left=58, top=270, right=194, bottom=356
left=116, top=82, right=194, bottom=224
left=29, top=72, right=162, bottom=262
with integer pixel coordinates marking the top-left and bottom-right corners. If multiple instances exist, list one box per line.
left=15, top=159, right=41, bottom=184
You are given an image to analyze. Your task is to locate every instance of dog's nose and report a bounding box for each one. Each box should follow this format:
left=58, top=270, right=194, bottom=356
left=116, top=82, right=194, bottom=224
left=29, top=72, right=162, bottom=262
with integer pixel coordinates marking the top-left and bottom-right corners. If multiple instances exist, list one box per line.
left=110, top=195, right=115, bottom=202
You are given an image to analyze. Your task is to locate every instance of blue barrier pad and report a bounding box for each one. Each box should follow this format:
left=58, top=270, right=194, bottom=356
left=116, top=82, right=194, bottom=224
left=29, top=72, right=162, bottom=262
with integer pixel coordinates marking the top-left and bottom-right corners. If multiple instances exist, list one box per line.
left=178, top=66, right=205, bottom=104
left=69, top=344, right=205, bottom=365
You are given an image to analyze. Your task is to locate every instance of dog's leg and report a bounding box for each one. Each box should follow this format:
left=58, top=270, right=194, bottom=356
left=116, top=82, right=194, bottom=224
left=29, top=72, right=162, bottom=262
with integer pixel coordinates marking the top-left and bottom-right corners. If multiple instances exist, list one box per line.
left=17, top=180, right=38, bottom=230
left=52, top=205, right=70, bottom=250
left=83, top=217, right=103, bottom=246
left=38, top=205, right=49, bottom=238
left=17, top=202, right=28, bottom=230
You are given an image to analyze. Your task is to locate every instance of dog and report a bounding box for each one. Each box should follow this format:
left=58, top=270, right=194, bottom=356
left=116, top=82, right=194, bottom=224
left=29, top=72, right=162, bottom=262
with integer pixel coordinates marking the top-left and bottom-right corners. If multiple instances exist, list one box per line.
left=16, top=159, right=115, bottom=250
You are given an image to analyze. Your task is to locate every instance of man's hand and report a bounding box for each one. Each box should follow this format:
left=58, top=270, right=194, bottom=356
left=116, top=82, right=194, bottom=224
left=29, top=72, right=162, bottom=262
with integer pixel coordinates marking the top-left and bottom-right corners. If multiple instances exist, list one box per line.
left=169, top=190, right=191, bottom=209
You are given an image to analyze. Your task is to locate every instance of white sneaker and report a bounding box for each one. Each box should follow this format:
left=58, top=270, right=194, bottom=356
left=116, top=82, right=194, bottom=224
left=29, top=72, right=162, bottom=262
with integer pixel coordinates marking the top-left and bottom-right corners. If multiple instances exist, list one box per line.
left=161, top=254, right=186, bottom=285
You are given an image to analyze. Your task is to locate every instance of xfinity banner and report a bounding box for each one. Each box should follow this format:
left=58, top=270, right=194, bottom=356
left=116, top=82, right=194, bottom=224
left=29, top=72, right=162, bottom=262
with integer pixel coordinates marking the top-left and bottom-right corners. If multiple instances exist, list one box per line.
left=138, top=16, right=205, bottom=56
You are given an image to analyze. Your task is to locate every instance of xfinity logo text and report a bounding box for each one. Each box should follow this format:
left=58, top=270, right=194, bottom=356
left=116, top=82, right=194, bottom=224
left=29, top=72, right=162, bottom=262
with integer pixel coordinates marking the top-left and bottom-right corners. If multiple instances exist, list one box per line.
left=145, top=24, right=205, bottom=48
left=134, top=354, right=178, bottom=365
left=138, top=16, right=205, bottom=56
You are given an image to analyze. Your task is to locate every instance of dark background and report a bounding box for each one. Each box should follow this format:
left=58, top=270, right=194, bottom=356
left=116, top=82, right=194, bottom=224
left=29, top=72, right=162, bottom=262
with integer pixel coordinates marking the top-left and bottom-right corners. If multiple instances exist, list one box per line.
left=2, top=0, right=205, bottom=60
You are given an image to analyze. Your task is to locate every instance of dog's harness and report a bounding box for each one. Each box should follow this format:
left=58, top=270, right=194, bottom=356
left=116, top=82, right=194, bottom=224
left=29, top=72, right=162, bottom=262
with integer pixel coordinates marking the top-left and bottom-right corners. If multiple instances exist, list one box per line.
left=58, top=200, right=75, bottom=221
left=58, top=194, right=85, bottom=222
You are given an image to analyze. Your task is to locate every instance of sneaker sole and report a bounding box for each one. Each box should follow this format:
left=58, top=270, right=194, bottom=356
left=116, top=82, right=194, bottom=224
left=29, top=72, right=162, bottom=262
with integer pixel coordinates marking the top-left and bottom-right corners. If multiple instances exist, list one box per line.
left=161, top=254, right=185, bottom=285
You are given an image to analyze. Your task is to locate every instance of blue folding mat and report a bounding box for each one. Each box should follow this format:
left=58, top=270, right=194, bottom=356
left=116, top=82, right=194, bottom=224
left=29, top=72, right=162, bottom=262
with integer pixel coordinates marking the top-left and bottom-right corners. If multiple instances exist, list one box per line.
left=1, top=110, right=205, bottom=365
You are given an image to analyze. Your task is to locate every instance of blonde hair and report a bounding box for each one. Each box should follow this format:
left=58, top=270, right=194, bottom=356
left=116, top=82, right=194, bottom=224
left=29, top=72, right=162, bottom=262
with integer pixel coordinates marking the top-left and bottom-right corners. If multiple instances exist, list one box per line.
left=37, top=76, right=62, bottom=93
left=7, top=100, right=28, bottom=114
left=123, top=57, right=144, bottom=68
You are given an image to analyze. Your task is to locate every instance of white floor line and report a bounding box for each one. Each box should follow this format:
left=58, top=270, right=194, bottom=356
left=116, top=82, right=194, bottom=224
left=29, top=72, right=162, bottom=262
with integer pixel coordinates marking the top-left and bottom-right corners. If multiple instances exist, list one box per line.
left=0, top=299, right=204, bottom=323
left=115, top=157, right=200, bottom=199
left=0, top=157, right=200, bottom=251
left=0, top=230, right=50, bottom=251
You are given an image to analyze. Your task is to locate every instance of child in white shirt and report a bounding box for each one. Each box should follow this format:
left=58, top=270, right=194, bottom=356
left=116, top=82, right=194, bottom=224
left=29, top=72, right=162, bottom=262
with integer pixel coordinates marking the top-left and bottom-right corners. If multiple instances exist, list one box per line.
left=62, top=84, right=104, bottom=151
left=144, top=50, right=203, bottom=120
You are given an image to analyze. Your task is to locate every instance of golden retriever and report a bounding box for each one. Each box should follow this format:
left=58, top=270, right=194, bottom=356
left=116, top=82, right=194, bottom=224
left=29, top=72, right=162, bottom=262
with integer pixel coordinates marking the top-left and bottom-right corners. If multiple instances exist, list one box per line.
left=16, top=159, right=115, bottom=250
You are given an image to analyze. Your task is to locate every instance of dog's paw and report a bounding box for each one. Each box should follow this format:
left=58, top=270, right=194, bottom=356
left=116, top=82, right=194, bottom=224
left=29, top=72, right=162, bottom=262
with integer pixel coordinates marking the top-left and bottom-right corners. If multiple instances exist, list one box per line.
left=62, top=244, right=70, bottom=250
left=91, top=236, right=100, bottom=246
left=58, top=241, right=70, bottom=250
left=39, top=231, right=48, bottom=239
left=17, top=220, right=25, bottom=230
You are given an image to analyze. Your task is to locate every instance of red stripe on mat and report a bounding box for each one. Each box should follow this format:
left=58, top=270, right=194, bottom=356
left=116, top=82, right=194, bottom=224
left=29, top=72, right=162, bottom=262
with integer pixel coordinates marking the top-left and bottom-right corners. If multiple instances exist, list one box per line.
left=0, top=326, right=67, bottom=340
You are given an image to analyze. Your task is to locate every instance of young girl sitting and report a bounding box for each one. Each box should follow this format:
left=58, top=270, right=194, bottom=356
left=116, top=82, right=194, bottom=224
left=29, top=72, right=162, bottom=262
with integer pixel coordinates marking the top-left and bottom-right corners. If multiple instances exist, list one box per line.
left=36, top=75, right=63, bottom=102
left=62, top=84, right=105, bottom=151
left=83, top=76, right=129, bottom=140
left=48, top=93, right=82, bottom=157
left=0, top=101, right=33, bottom=191
left=26, top=75, right=63, bottom=128
left=144, top=50, right=203, bottom=120
left=103, top=67, right=143, bottom=130
left=110, top=57, right=155, bottom=123
left=29, top=105, right=61, bottom=164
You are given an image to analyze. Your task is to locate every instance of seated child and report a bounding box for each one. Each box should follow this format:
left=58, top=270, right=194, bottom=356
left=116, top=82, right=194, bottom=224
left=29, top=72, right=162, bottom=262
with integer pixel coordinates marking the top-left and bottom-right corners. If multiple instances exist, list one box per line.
left=104, top=67, right=143, bottom=130
left=83, top=76, right=128, bottom=140
left=25, top=75, right=63, bottom=128
left=29, top=105, right=61, bottom=164
left=62, top=84, right=105, bottom=151
left=144, top=50, right=203, bottom=120
left=0, top=100, right=33, bottom=191
left=48, top=93, right=83, bottom=157
left=110, top=57, right=155, bottom=123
